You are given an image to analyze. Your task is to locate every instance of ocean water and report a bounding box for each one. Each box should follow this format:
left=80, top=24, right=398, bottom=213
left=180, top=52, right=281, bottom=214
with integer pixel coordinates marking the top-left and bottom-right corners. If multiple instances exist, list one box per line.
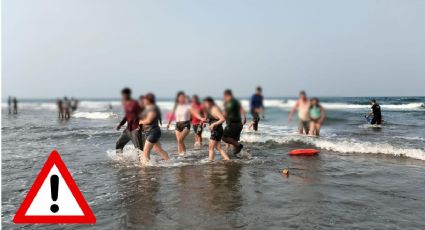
left=2, top=97, right=425, bottom=229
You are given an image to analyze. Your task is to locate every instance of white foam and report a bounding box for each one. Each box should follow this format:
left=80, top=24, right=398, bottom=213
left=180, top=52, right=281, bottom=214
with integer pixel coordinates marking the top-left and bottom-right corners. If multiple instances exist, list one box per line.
left=73, top=112, right=118, bottom=120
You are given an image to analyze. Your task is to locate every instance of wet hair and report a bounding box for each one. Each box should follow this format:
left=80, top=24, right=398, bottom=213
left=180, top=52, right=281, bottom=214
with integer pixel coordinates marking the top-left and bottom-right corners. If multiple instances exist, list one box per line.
left=256, top=86, right=262, bottom=92
left=371, top=99, right=376, bottom=103
left=311, top=97, right=320, bottom=105
left=224, top=89, right=233, bottom=96
left=203, top=97, right=216, bottom=105
left=144, top=93, right=156, bottom=104
left=121, top=87, right=131, bottom=96
left=192, top=95, right=200, bottom=104
left=172, top=91, right=185, bottom=113
left=299, top=90, right=306, bottom=96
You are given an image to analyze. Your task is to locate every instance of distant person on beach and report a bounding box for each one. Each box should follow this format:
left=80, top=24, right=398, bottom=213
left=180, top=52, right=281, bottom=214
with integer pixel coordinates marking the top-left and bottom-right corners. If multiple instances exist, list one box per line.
left=308, top=98, right=326, bottom=136
left=288, top=91, right=310, bottom=134
left=70, top=97, right=78, bottom=111
left=139, top=93, right=170, bottom=162
left=12, top=97, right=18, bottom=114
left=56, top=98, right=64, bottom=119
left=191, top=95, right=204, bottom=148
left=367, top=99, right=382, bottom=125
left=63, top=97, right=71, bottom=120
left=249, top=86, right=264, bottom=131
left=203, top=97, right=230, bottom=161
left=7, top=96, right=12, bottom=114
left=222, top=89, right=246, bottom=158
left=115, top=88, right=144, bottom=153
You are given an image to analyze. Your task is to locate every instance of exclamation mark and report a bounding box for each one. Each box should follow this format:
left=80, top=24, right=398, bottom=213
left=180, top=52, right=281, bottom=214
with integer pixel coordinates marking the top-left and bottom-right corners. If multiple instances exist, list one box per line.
left=50, top=175, right=59, bottom=213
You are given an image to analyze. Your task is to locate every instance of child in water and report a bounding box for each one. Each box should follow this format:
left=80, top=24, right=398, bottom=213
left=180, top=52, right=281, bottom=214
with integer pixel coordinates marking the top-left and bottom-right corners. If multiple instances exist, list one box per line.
left=308, top=98, right=326, bottom=136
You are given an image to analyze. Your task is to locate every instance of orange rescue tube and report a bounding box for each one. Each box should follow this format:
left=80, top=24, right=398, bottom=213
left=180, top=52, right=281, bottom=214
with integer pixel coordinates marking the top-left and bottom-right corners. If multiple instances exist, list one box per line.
left=289, top=149, right=320, bottom=156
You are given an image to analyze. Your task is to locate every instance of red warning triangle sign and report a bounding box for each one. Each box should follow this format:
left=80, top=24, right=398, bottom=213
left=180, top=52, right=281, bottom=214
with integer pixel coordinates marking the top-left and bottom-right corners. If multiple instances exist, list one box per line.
left=13, top=150, right=96, bottom=224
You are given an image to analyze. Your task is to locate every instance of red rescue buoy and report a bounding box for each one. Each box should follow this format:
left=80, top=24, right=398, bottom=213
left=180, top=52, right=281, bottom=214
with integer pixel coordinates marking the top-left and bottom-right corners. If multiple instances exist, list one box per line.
left=289, top=149, right=320, bottom=156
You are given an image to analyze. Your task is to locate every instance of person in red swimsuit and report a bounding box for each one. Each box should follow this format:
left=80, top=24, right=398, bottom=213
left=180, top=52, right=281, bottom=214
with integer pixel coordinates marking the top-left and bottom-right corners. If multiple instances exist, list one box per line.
left=115, top=88, right=144, bottom=153
left=191, top=95, right=204, bottom=147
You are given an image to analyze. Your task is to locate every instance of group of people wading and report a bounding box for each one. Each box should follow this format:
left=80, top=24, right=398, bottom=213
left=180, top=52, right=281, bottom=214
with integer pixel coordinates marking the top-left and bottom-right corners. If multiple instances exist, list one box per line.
left=115, top=87, right=264, bottom=163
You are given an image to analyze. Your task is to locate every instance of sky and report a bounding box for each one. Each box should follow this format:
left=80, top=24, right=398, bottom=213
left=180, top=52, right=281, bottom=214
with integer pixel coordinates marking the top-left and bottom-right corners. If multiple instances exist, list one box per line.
left=2, top=0, right=425, bottom=99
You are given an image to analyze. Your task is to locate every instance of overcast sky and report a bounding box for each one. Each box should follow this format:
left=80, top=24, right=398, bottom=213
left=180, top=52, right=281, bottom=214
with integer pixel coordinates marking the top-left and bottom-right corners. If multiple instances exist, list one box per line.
left=3, top=0, right=425, bottom=99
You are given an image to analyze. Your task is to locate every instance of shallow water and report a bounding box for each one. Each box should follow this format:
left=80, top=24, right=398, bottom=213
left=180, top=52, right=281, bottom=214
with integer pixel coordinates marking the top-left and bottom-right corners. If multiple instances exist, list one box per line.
left=2, top=97, right=425, bottom=229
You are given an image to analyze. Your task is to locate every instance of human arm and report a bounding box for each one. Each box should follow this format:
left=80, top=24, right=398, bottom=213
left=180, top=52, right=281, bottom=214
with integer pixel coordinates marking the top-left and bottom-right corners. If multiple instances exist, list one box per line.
left=139, top=110, right=157, bottom=125
left=319, top=106, right=326, bottom=124
left=240, top=106, right=247, bottom=125
left=209, top=107, right=225, bottom=130
left=116, top=117, right=126, bottom=130
left=288, top=101, right=299, bottom=122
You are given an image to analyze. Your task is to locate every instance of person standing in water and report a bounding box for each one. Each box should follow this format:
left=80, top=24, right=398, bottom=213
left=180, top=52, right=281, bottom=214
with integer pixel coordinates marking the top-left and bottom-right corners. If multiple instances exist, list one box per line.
left=222, top=89, right=246, bottom=158
left=368, top=99, right=382, bottom=125
left=63, top=97, right=71, bottom=120
left=203, top=97, right=230, bottom=161
left=70, top=97, right=78, bottom=111
left=191, top=95, right=204, bottom=147
left=115, top=88, right=144, bottom=153
left=249, top=86, right=264, bottom=131
left=12, top=97, right=18, bottom=114
left=167, top=91, right=204, bottom=156
left=56, top=98, right=64, bottom=119
left=308, top=98, right=326, bottom=136
left=7, top=96, right=12, bottom=114
left=139, top=93, right=170, bottom=162
left=288, top=91, right=310, bottom=134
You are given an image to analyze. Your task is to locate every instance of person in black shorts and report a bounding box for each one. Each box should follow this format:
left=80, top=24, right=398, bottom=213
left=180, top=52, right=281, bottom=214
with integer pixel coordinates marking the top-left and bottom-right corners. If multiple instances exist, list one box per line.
left=249, top=86, right=264, bottom=131
left=138, top=93, right=169, bottom=162
left=203, top=97, right=229, bottom=161
left=368, top=99, right=382, bottom=125
left=222, top=89, right=246, bottom=158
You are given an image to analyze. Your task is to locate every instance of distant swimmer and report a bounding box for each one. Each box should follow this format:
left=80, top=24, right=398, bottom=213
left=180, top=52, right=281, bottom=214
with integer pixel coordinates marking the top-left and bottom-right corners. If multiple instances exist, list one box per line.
left=167, top=91, right=204, bottom=156
left=70, top=97, right=78, bottom=111
left=56, top=98, right=64, bottom=119
left=138, top=93, right=169, bottom=162
left=308, top=98, right=326, bottom=136
left=367, top=99, right=383, bottom=125
left=191, top=95, right=204, bottom=148
left=222, top=89, right=246, bottom=158
left=115, top=88, right=144, bottom=153
left=12, top=97, right=18, bottom=114
left=249, top=86, right=264, bottom=131
left=203, top=97, right=230, bottom=161
left=288, top=91, right=310, bottom=134
left=7, top=96, right=12, bottom=114
left=63, top=97, right=71, bottom=120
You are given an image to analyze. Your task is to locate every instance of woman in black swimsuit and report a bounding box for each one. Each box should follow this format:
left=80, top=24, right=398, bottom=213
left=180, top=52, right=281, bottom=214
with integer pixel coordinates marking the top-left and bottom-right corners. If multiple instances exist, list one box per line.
left=203, top=97, right=230, bottom=161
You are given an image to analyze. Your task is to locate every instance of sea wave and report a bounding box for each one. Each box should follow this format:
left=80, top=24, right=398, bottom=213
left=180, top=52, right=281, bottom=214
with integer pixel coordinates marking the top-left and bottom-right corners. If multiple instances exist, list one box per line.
left=239, top=133, right=425, bottom=161
left=73, top=112, right=118, bottom=120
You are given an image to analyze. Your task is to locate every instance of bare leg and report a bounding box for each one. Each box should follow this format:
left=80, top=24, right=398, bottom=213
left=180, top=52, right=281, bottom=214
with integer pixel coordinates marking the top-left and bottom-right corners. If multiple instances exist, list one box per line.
left=222, top=137, right=240, bottom=148
left=176, top=129, right=190, bottom=155
left=216, top=142, right=230, bottom=161
left=315, top=123, right=321, bottom=136
left=142, top=140, right=154, bottom=162
left=208, top=140, right=216, bottom=161
left=308, top=122, right=315, bottom=135
left=153, top=142, right=170, bottom=160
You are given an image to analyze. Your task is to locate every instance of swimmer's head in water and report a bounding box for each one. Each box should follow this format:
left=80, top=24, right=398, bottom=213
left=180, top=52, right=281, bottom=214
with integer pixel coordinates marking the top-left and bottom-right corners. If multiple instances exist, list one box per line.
left=121, top=88, right=132, bottom=100
left=203, top=97, right=215, bottom=109
left=223, top=89, right=233, bottom=102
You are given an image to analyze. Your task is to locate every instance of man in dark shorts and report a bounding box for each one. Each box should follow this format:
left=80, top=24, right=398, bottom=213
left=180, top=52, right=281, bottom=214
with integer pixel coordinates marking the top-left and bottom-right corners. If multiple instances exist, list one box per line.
left=115, top=88, right=144, bottom=153
left=222, top=89, right=246, bottom=157
left=250, top=86, right=264, bottom=131
left=369, top=99, right=382, bottom=125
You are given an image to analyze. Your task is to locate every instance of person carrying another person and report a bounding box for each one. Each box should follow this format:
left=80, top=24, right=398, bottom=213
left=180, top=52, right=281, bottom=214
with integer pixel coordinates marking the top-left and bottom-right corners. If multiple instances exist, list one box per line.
left=288, top=90, right=310, bottom=134
left=203, top=97, right=230, bottom=161
left=308, top=98, right=326, bottom=136
left=139, top=93, right=170, bottom=163
left=191, top=95, right=204, bottom=148
left=367, top=99, right=382, bottom=125
left=115, top=88, right=144, bottom=153
left=249, top=86, right=264, bottom=131
left=222, top=89, right=246, bottom=158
